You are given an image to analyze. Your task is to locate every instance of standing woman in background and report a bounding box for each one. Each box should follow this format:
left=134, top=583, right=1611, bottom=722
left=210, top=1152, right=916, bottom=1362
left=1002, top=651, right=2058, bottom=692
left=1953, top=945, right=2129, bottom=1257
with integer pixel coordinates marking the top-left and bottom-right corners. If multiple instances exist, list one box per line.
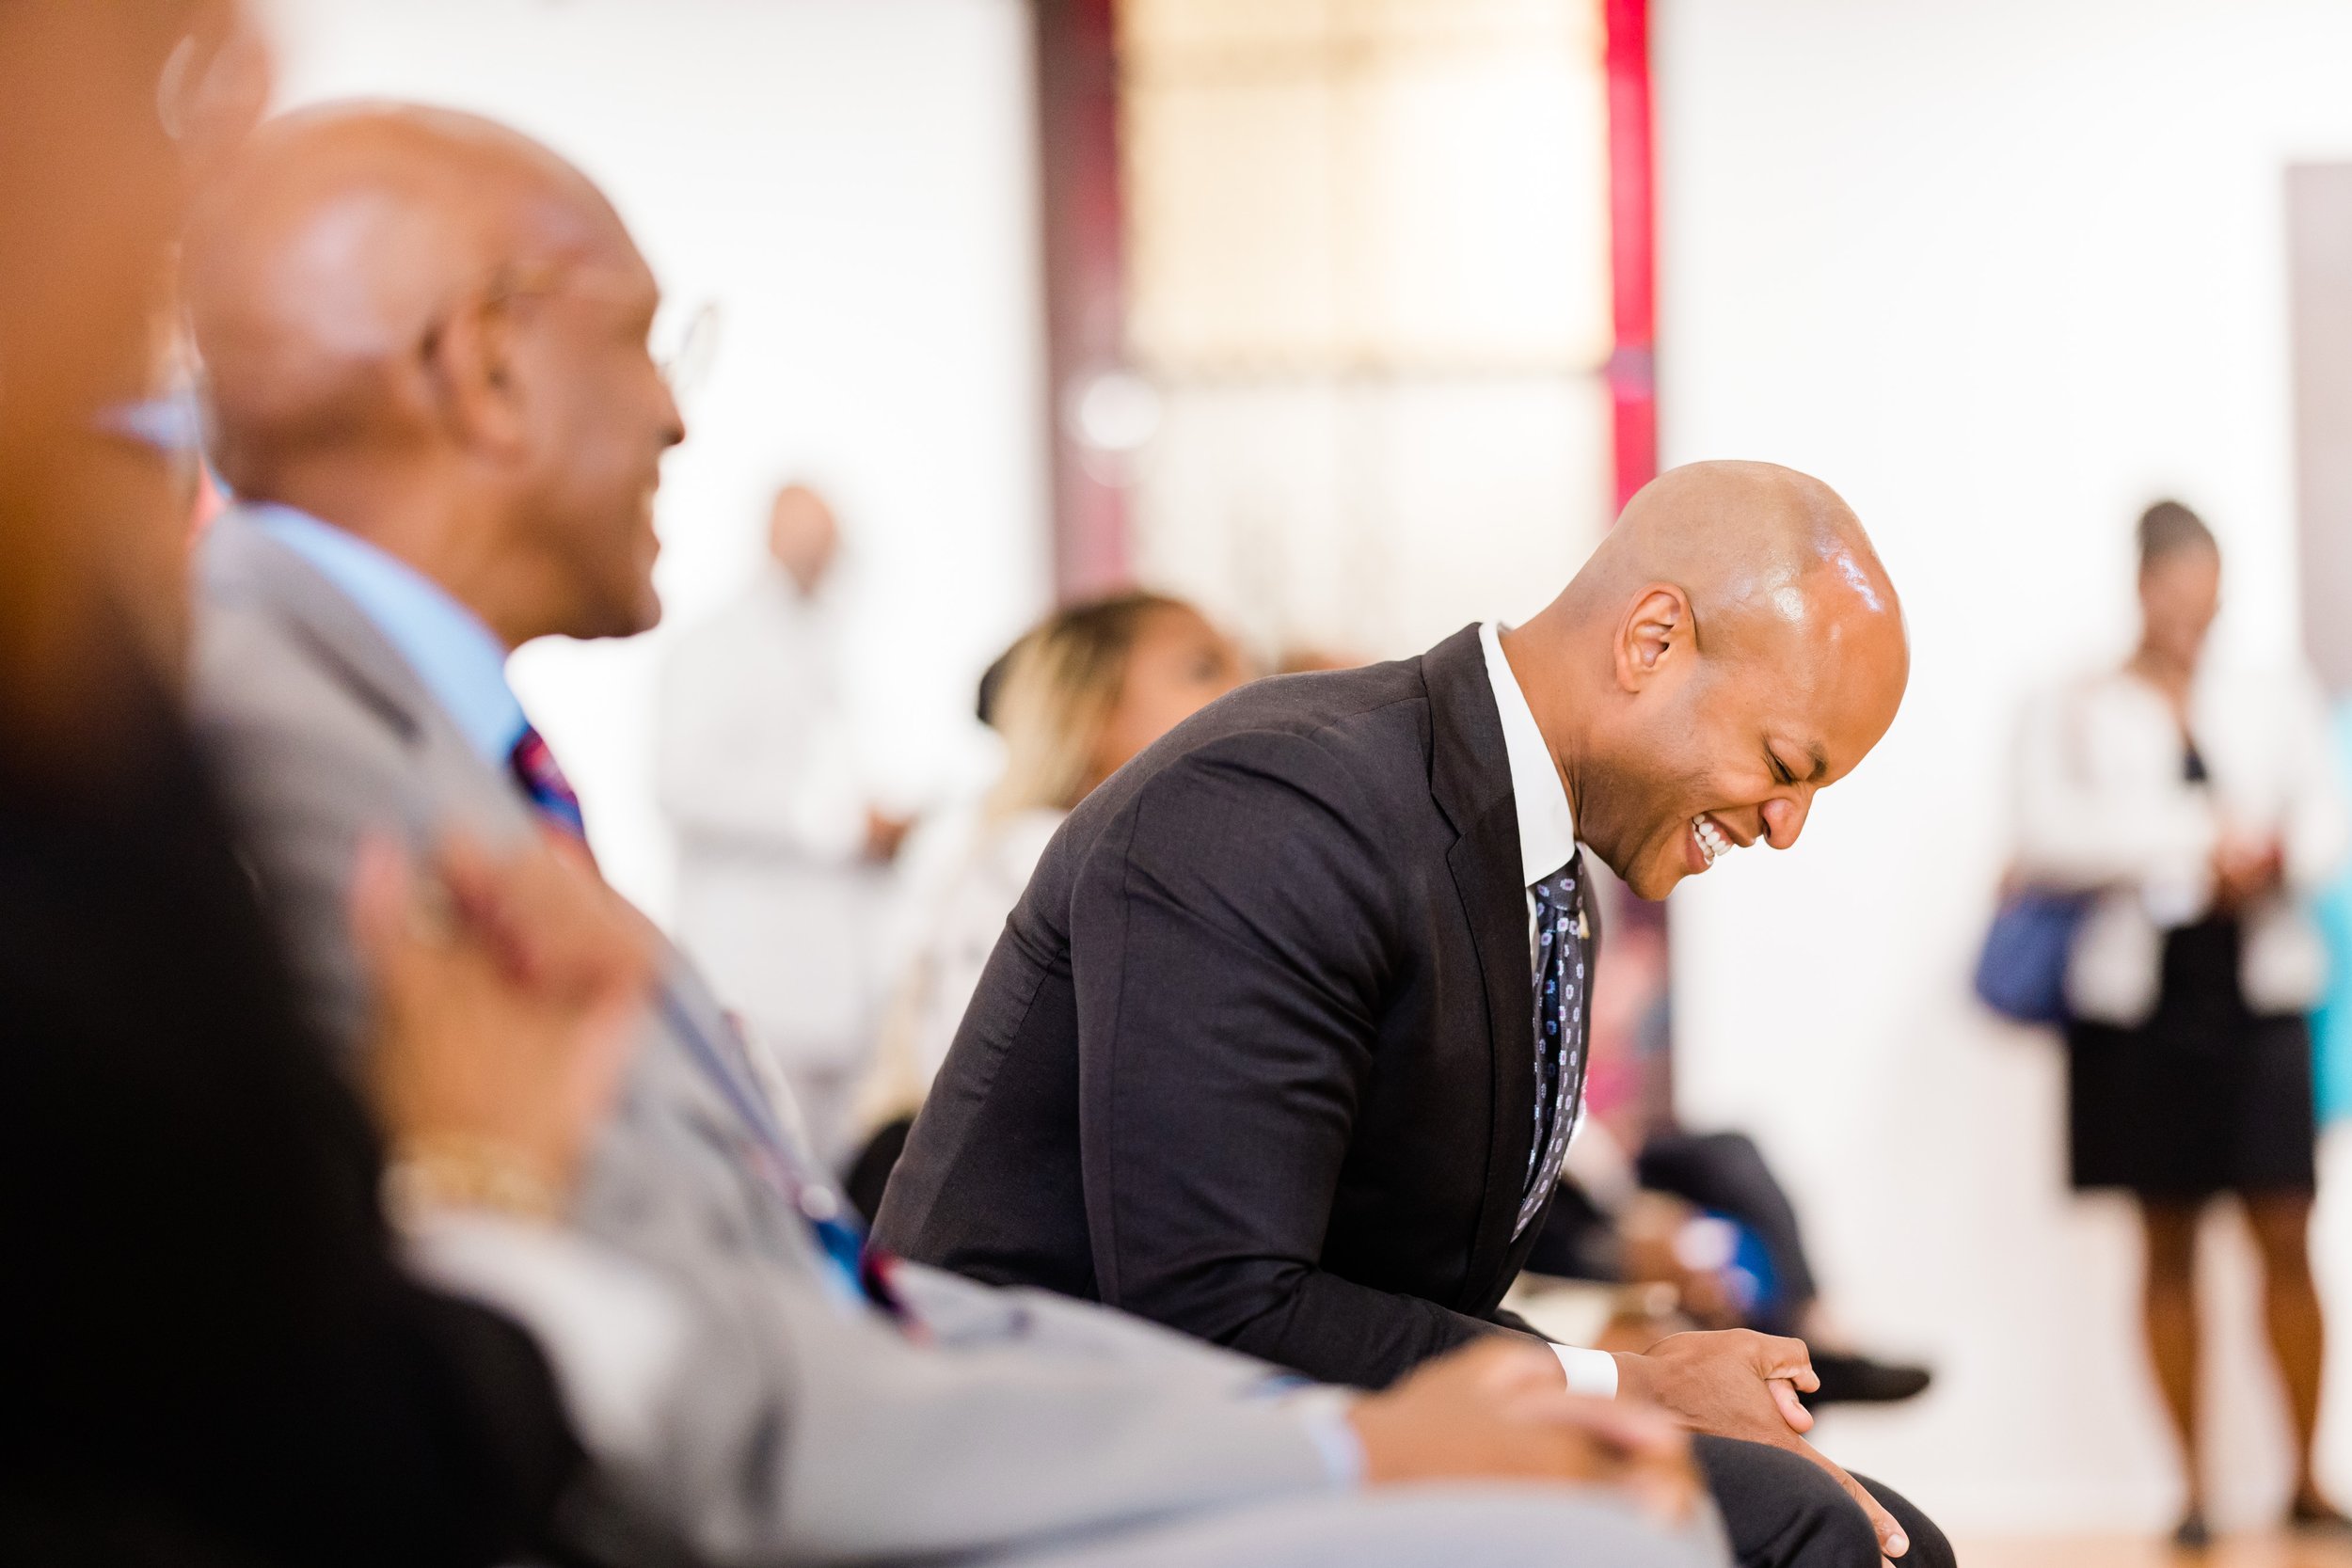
left=845, top=593, right=1245, bottom=1215
left=2014, top=502, right=2350, bottom=1547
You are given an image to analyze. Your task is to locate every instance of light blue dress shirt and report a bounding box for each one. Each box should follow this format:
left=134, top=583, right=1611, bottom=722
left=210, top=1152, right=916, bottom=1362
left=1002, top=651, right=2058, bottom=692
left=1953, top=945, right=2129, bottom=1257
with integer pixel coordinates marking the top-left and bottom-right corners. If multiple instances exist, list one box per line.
left=247, top=504, right=530, bottom=768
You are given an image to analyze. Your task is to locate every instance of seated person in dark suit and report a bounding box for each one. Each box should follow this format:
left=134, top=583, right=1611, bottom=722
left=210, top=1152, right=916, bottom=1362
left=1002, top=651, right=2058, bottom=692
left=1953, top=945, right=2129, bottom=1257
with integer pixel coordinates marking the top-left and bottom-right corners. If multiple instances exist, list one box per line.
left=878, top=460, right=1947, bottom=1568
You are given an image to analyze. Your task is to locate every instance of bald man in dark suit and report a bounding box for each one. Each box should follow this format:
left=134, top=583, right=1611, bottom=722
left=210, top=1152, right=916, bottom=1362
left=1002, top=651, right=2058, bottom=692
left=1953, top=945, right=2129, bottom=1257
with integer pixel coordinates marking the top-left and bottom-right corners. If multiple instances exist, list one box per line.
left=880, top=462, right=1950, bottom=1568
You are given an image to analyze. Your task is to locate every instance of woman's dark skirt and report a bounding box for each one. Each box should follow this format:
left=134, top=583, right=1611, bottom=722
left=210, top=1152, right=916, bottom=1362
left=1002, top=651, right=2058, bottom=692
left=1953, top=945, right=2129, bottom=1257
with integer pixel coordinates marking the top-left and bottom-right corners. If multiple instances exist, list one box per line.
left=2066, top=916, right=2317, bottom=1197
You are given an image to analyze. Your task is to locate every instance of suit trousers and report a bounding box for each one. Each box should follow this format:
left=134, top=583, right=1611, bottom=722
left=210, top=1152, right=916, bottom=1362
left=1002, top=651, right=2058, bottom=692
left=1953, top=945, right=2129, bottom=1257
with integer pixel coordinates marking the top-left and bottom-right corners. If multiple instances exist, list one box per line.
left=1695, top=1437, right=1953, bottom=1568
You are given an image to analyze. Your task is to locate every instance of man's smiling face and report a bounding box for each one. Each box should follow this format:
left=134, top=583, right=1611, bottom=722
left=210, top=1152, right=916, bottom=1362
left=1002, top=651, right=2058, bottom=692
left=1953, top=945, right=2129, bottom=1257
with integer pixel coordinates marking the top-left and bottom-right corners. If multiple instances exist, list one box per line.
left=1576, top=559, right=1908, bottom=901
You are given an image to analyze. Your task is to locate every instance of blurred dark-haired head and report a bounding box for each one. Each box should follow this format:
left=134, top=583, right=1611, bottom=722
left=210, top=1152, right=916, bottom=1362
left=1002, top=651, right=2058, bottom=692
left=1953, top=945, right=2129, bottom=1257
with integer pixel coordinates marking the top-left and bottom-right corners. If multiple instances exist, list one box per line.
left=986, top=593, right=1245, bottom=816
left=2137, top=499, right=2217, bottom=575
left=2135, top=499, right=2220, bottom=674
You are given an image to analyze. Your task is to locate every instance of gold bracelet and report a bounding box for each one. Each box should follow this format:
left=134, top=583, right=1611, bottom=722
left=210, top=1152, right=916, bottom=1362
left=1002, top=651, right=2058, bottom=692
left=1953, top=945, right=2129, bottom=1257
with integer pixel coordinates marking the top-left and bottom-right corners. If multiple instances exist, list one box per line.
left=384, top=1137, right=564, bottom=1226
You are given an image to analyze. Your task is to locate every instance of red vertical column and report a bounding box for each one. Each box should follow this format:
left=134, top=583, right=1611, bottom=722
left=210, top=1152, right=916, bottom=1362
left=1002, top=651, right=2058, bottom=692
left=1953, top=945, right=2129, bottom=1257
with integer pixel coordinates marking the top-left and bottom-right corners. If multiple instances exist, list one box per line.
left=1603, top=0, right=1658, bottom=512
left=1033, top=0, right=1132, bottom=600
left=1600, top=0, right=1674, bottom=1108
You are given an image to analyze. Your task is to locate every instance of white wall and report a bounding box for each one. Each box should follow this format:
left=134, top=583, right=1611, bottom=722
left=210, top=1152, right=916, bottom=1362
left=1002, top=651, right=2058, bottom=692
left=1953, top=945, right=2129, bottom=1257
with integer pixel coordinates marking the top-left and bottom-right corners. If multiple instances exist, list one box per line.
left=1658, top=0, right=2352, bottom=1533
left=260, top=0, right=1053, bottom=922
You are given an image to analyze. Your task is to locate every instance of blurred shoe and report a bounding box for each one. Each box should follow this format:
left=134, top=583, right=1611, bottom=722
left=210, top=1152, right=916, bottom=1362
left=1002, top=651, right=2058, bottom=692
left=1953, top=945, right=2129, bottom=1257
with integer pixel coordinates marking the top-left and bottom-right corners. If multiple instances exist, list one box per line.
left=2290, top=1494, right=2352, bottom=1534
left=1806, top=1350, right=1931, bottom=1405
left=2171, top=1509, right=2211, bottom=1553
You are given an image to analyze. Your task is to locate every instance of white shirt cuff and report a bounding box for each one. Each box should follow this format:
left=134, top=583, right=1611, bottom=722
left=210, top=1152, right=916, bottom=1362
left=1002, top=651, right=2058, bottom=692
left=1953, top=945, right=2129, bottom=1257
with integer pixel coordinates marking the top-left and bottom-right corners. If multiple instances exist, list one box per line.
left=402, top=1207, right=691, bottom=1464
left=1553, top=1342, right=1620, bottom=1397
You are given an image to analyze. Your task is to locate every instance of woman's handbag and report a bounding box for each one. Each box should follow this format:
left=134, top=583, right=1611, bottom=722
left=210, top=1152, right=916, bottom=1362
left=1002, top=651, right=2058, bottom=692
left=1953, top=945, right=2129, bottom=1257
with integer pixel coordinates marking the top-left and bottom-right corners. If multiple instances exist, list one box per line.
left=1972, top=887, right=2090, bottom=1025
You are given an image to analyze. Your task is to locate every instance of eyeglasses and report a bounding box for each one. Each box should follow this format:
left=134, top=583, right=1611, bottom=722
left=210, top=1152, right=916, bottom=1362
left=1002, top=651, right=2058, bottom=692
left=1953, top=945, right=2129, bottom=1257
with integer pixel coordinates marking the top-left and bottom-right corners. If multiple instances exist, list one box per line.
left=488, top=269, right=722, bottom=406
left=657, top=299, right=722, bottom=404
left=156, top=14, right=272, bottom=158
left=98, top=391, right=207, bottom=458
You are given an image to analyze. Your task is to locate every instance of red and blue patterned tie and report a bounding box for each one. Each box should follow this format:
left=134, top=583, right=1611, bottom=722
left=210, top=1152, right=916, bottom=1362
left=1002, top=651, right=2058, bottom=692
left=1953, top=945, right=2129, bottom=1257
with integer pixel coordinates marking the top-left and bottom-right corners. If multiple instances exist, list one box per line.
left=508, top=723, right=589, bottom=846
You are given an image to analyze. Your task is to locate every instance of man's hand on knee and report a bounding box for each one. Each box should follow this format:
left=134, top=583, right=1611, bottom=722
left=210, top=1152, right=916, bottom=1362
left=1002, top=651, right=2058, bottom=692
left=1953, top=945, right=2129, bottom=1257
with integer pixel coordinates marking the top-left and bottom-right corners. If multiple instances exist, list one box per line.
left=1347, top=1340, right=1704, bottom=1528
left=1615, top=1330, right=1910, bottom=1560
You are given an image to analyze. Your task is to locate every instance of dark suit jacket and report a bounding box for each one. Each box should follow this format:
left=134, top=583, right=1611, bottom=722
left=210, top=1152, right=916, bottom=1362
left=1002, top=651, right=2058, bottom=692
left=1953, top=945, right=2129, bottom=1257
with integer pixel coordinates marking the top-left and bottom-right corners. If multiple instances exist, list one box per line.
left=0, top=688, right=578, bottom=1567
left=877, top=624, right=1558, bottom=1389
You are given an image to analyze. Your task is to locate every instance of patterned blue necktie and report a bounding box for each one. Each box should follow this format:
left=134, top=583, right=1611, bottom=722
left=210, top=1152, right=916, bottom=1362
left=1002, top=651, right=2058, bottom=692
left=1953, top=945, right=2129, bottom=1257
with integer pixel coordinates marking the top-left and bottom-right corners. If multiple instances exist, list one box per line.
left=1516, top=852, right=1592, bottom=1238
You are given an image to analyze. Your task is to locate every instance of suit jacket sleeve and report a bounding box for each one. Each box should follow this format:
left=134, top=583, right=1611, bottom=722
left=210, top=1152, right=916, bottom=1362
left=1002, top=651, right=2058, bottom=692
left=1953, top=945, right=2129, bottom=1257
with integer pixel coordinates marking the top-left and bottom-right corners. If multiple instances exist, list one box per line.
left=404, top=1059, right=1349, bottom=1568
left=1071, top=728, right=1532, bottom=1388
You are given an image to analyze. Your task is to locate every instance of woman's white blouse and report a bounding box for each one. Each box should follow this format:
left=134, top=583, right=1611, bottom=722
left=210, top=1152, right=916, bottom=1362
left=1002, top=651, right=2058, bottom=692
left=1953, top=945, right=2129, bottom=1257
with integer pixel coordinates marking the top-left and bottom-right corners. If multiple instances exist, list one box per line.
left=2012, top=666, right=2350, bottom=1024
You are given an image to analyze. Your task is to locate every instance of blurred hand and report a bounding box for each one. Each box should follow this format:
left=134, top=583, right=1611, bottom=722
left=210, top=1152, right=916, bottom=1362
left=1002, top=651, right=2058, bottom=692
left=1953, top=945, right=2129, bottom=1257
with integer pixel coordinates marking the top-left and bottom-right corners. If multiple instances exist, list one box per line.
left=2212, top=833, right=2283, bottom=912
left=864, top=808, right=913, bottom=863
left=1619, top=1194, right=1741, bottom=1330
left=354, top=828, right=653, bottom=1217
left=1615, top=1329, right=1909, bottom=1559
left=1348, top=1340, right=1703, bottom=1528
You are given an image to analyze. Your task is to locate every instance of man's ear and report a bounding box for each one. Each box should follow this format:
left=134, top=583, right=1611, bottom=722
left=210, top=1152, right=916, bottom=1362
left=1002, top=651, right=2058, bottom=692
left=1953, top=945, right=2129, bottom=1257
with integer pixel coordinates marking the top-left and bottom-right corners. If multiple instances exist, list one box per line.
left=421, top=290, right=530, bottom=457
left=1613, top=584, right=1690, bottom=693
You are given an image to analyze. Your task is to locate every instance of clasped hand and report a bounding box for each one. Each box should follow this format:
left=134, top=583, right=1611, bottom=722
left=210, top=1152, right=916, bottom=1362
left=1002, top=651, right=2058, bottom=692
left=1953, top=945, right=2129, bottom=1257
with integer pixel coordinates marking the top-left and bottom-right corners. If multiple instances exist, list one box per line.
left=1347, top=1340, right=1704, bottom=1529
left=1614, top=1330, right=1909, bottom=1561
left=355, top=826, right=654, bottom=1218
left=2211, top=832, right=2283, bottom=913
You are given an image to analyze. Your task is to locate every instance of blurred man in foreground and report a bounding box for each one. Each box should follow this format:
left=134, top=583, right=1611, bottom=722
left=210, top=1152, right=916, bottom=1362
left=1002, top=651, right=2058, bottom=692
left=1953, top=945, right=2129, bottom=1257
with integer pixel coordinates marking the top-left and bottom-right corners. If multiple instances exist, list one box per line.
left=186, top=101, right=1732, bottom=1567
left=661, top=481, right=908, bottom=1163
left=881, top=461, right=1951, bottom=1568
left=0, top=8, right=657, bottom=1564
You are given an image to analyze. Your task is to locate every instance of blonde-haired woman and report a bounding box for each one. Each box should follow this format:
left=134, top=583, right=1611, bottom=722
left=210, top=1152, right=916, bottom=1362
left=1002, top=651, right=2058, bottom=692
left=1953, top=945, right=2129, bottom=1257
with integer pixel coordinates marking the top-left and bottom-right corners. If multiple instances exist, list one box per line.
left=845, top=593, right=1245, bottom=1213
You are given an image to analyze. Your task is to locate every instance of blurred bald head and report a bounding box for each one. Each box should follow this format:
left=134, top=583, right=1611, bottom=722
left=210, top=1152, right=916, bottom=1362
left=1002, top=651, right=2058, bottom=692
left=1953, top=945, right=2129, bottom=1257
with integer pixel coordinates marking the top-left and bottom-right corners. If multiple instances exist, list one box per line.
left=186, top=103, right=684, bottom=646
left=1504, top=460, right=1906, bottom=897
left=767, top=483, right=839, bottom=594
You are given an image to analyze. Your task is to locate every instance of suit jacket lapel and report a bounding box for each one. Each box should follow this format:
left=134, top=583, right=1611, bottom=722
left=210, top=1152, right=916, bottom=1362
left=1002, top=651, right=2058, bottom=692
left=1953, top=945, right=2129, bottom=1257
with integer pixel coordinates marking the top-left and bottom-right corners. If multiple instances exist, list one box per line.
left=202, top=507, right=446, bottom=750
left=1420, top=625, right=1538, bottom=1310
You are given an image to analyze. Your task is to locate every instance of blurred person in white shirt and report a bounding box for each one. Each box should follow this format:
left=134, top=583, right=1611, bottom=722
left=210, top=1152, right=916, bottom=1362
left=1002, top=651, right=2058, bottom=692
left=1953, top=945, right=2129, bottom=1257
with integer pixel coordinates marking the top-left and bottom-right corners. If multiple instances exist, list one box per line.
left=2012, top=500, right=2350, bottom=1548
left=846, top=592, right=1244, bottom=1212
left=658, top=483, right=909, bottom=1164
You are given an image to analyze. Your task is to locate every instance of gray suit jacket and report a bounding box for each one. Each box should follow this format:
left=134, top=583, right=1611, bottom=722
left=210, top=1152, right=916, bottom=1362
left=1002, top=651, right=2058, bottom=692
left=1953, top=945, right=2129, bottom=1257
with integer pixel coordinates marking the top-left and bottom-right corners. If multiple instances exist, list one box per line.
left=189, top=508, right=1345, bottom=1567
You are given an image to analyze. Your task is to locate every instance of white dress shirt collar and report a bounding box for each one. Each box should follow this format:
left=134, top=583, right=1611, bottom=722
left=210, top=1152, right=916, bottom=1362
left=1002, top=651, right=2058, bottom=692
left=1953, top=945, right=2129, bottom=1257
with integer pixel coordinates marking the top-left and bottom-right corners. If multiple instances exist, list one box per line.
left=1478, top=622, right=1617, bottom=1399
left=1479, top=621, right=1578, bottom=883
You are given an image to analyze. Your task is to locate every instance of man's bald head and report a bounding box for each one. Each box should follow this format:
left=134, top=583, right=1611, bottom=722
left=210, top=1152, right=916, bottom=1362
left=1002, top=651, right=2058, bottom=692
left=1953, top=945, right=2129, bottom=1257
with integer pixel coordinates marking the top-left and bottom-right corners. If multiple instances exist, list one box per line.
left=1506, top=460, right=1906, bottom=897
left=1584, top=461, right=1898, bottom=655
left=189, top=103, right=627, bottom=482
left=185, top=103, right=684, bottom=645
